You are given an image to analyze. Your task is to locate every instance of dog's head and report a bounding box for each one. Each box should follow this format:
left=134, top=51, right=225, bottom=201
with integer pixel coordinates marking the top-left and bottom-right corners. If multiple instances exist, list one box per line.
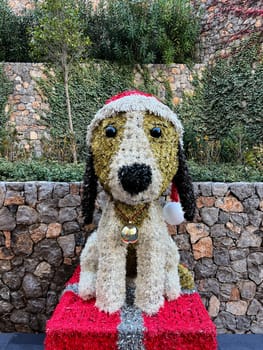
left=82, top=91, right=195, bottom=224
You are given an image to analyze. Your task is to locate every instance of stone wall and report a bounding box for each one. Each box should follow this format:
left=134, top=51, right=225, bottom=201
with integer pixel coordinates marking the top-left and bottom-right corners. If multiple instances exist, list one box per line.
left=4, top=63, right=50, bottom=158
left=193, top=0, right=263, bottom=63
left=2, top=62, right=205, bottom=158
left=0, top=181, right=262, bottom=333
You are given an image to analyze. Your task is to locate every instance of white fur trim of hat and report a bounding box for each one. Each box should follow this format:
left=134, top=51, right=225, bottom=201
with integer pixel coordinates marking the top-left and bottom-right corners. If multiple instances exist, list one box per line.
left=86, top=90, right=184, bottom=145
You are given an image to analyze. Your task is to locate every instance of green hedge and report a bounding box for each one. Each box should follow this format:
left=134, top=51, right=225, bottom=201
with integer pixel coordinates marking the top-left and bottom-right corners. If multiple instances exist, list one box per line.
left=0, top=158, right=261, bottom=182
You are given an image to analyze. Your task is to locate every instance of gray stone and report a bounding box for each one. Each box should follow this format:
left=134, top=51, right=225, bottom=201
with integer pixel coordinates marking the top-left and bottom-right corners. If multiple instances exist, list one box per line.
left=37, top=200, right=59, bottom=223
left=59, top=207, right=77, bottom=223
left=248, top=211, right=263, bottom=227
left=251, top=310, right=263, bottom=333
left=230, top=183, right=255, bottom=200
left=216, top=311, right=237, bottom=332
left=26, top=298, right=46, bottom=313
left=0, top=285, right=10, bottom=301
left=10, top=309, right=30, bottom=324
left=2, top=268, right=24, bottom=290
left=196, top=278, right=220, bottom=296
left=212, top=183, right=229, bottom=196
left=11, top=291, right=26, bottom=309
left=229, top=248, right=249, bottom=261
left=255, top=183, right=263, bottom=199
left=46, top=291, right=58, bottom=315
left=24, top=182, right=38, bottom=207
left=217, top=267, right=238, bottom=283
left=38, top=182, right=53, bottom=200
left=236, top=316, right=251, bottom=331
left=213, top=236, right=235, bottom=249
left=230, top=213, right=249, bottom=227
left=193, top=183, right=200, bottom=196
left=210, top=224, right=227, bottom=237
left=238, top=281, right=257, bottom=300
left=53, top=183, right=70, bottom=198
left=12, top=233, right=33, bottom=255
left=0, top=207, right=16, bottom=230
left=237, top=231, right=262, bottom=248
left=247, top=253, right=263, bottom=285
left=22, top=273, right=42, bottom=298
left=231, top=259, right=247, bottom=273
left=16, top=206, right=38, bottom=225
left=199, top=182, right=212, bottom=196
left=33, top=239, right=62, bottom=266
left=59, top=194, right=81, bottom=207
left=0, top=260, right=11, bottom=273
left=214, top=249, right=230, bottom=266
left=218, top=211, right=230, bottom=224
left=220, top=284, right=235, bottom=301
left=34, top=261, right=52, bottom=278
left=243, top=197, right=260, bottom=213
left=194, top=258, right=217, bottom=279
left=63, top=221, right=80, bottom=233
left=0, top=301, right=13, bottom=315
left=0, top=183, right=5, bottom=207
left=200, top=207, right=219, bottom=226
left=57, top=234, right=75, bottom=257
left=226, top=300, right=248, bottom=316
left=247, top=299, right=262, bottom=315
left=6, top=182, right=24, bottom=191
left=174, top=234, right=191, bottom=250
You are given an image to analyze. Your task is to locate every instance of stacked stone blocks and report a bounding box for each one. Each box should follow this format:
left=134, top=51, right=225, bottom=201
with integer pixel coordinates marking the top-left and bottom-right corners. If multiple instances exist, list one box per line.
left=0, top=181, right=262, bottom=333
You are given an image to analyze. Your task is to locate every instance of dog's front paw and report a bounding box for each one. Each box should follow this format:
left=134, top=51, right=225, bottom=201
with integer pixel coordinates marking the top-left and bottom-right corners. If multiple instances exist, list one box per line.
left=79, top=271, right=96, bottom=300
left=165, top=286, right=181, bottom=301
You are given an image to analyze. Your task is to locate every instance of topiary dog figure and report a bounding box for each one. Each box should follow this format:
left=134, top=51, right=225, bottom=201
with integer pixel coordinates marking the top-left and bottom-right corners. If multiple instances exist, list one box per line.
left=79, top=90, right=195, bottom=315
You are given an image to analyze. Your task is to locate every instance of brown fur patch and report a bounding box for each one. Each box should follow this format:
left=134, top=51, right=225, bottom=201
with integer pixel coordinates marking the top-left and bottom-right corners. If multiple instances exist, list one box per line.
left=143, top=114, right=179, bottom=195
left=91, top=115, right=126, bottom=190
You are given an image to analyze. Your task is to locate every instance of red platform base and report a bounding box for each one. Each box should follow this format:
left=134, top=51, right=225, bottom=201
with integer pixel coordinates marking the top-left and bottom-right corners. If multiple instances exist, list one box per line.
left=45, top=268, right=217, bottom=350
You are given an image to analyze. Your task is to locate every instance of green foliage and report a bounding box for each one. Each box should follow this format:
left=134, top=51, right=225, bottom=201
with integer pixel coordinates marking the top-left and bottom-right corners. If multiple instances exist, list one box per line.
left=30, top=0, right=90, bottom=65
left=0, top=158, right=84, bottom=181
left=188, top=160, right=263, bottom=182
left=0, top=158, right=261, bottom=182
left=81, top=0, right=200, bottom=64
left=0, top=0, right=34, bottom=62
left=37, top=61, right=135, bottom=161
left=178, top=36, right=263, bottom=164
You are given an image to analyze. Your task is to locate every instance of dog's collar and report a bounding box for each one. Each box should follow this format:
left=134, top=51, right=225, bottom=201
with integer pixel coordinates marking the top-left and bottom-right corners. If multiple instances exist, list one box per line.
left=114, top=201, right=150, bottom=228
left=114, top=201, right=150, bottom=244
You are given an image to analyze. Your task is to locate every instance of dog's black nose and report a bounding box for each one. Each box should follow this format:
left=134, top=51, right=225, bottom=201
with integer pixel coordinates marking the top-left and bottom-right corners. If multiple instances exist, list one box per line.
left=118, top=163, right=152, bottom=195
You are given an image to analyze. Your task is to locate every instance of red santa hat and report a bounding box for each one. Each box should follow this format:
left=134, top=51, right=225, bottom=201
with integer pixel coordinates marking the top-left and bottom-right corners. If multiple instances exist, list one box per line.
left=86, top=90, right=184, bottom=146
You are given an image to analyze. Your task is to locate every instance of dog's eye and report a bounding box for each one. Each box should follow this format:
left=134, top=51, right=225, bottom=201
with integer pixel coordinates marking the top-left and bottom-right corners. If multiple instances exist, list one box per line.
left=150, top=127, right=162, bottom=138
left=105, top=125, right=117, bottom=138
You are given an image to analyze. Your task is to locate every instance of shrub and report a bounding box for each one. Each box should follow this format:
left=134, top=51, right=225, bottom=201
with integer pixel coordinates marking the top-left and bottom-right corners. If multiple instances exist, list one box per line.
left=0, top=158, right=261, bottom=182
left=81, top=0, right=200, bottom=64
left=37, top=62, right=135, bottom=162
left=178, top=36, right=263, bottom=165
left=0, top=0, right=34, bottom=62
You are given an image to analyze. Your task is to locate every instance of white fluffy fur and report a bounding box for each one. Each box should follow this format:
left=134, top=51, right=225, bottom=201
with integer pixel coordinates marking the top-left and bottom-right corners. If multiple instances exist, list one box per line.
left=79, top=107, right=182, bottom=314
left=79, top=199, right=181, bottom=314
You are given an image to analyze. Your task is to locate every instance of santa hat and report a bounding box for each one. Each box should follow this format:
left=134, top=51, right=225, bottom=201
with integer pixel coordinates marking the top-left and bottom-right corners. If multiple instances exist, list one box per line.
left=86, top=90, right=185, bottom=225
left=86, top=90, right=184, bottom=146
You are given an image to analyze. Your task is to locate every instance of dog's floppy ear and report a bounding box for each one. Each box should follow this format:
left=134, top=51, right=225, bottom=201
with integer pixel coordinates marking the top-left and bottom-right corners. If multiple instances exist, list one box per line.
left=172, top=144, right=196, bottom=221
left=82, top=147, right=98, bottom=225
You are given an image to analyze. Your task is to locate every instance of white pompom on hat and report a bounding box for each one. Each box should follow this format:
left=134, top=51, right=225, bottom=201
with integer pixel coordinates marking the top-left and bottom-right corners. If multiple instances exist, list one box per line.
left=86, top=90, right=184, bottom=146
left=163, top=183, right=185, bottom=226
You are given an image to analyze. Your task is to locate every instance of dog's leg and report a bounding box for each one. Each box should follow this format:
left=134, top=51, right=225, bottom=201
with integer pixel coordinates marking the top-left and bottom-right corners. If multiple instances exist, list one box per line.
left=135, top=204, right=167, bottom=315
left=79, top=231, right=98, bottom=300
left=164, top=236, right=181, bottom=300
left=95, top=201, right=127, bottom=314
